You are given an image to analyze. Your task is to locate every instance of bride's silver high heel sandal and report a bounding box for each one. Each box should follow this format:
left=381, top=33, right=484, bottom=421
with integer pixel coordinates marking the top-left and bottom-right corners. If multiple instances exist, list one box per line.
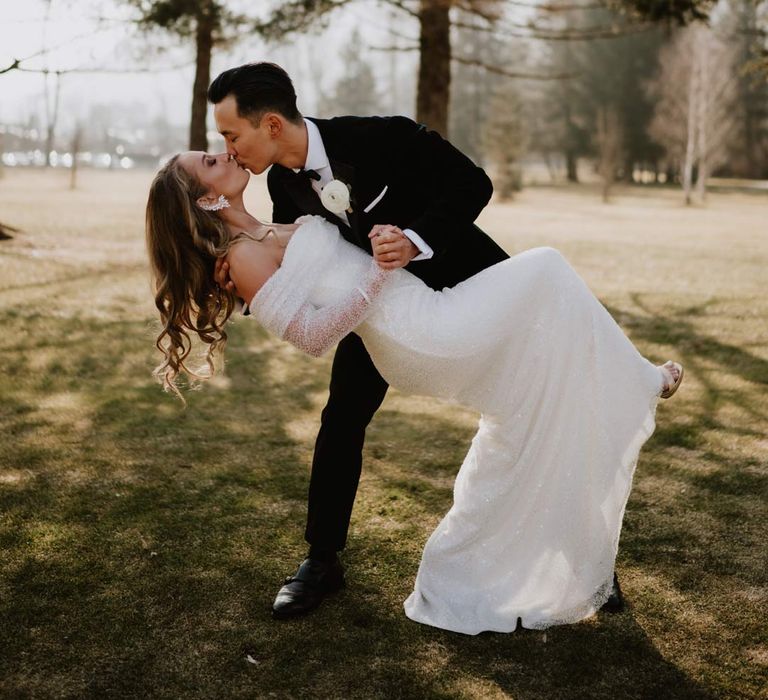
left=659, top=361, right=684, bottom=399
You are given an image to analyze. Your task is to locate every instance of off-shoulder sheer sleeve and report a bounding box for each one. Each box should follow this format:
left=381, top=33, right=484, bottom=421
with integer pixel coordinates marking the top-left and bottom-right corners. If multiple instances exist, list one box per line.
left=251, top=260, right=391, bottom=357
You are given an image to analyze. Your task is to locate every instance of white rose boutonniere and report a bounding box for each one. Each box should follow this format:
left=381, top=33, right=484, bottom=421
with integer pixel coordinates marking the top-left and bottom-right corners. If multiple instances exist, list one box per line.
left=320, top=179, right=353, bottom=215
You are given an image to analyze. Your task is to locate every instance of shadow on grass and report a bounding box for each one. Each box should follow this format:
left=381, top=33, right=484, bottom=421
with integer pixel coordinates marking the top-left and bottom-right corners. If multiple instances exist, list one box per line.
left=0, top=304, right=764, bottom=698
left=0, top=221, right=18, bottom=240
left=601, top=298, right=767, bottom=578
left=616, top=294, right=768, bottom=419
left=0, top=309, right=326, bottom=696
left=317, top=524, right=717, bottom=700
left=0, top=261, right=145, bottom=298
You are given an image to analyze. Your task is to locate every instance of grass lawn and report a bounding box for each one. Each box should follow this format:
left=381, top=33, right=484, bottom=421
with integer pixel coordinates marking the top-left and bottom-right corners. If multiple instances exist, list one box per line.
left=0, top=169, right=766, bottom=699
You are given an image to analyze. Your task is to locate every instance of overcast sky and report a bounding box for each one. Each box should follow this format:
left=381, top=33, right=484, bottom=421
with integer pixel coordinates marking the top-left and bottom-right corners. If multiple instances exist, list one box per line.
left=1, top=0, right=417, bottom=131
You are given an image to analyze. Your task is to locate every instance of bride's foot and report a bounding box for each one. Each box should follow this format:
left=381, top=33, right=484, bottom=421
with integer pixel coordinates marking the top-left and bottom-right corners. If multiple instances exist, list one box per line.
left=658, top=361, right=684, bottom=399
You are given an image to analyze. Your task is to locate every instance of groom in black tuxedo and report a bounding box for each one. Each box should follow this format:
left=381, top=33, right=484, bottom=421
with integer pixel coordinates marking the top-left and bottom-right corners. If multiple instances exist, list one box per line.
left=209, top=62, right=624, bottom=620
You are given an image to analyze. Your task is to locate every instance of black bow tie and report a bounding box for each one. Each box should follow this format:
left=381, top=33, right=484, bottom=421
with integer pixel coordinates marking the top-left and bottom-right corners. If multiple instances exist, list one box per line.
left=297, top=168, right=321, bottom=181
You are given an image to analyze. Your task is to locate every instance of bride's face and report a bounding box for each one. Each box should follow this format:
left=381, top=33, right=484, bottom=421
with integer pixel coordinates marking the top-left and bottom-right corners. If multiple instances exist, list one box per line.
left=177, top=151, right=249, bottom=201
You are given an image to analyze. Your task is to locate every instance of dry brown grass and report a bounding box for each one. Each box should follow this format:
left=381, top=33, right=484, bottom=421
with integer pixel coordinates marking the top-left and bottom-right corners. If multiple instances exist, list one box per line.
left=0, top=169, right=765, bottom=699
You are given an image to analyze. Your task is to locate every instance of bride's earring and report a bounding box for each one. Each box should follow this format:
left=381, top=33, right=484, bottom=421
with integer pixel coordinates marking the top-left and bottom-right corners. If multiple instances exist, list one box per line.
left=200, top=194, right=230, bottom=212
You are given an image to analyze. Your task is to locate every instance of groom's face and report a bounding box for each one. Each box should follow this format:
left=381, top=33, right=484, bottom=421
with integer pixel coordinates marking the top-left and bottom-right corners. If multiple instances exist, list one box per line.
left=214, top=95, right=277, bottom=175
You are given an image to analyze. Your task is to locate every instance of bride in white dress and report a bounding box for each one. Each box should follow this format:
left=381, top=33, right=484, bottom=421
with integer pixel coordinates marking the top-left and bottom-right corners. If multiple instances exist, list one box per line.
left=146, top=152, right=683, bottom=634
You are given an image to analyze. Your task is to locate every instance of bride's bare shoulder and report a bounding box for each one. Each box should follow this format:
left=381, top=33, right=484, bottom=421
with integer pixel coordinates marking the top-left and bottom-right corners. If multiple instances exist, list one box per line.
left=226, top=241, right=280, bottom=304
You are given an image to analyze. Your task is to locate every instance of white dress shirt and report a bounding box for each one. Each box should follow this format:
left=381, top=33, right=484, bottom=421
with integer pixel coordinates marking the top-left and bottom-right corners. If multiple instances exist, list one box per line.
left=294, top=118, right=434, bottom=261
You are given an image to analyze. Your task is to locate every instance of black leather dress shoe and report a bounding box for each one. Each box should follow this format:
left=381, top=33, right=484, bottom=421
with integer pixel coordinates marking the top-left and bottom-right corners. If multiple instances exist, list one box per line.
left=599, top=572, right=625, bottom=613
left=272, top=556, right=345, bottom=619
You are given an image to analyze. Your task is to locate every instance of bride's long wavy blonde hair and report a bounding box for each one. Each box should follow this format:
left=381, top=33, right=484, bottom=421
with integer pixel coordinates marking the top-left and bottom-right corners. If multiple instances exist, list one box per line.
left=145, top=155, right=238, bottom=401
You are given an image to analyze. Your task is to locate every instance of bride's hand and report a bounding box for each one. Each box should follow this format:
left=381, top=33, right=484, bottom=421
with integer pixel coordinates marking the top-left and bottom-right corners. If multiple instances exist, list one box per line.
left=369, top=225, right=419, bottom=270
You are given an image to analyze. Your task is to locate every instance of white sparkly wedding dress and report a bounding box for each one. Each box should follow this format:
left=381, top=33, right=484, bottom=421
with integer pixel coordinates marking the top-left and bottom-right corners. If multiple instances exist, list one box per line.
left=248, top=215, right=663, bottom=634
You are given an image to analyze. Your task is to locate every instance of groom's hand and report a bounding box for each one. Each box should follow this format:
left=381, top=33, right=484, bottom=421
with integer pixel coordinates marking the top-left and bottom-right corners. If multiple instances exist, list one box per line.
left=214, top=258, right=239, bottom=296
left=369, top=225, right=419, bottom=270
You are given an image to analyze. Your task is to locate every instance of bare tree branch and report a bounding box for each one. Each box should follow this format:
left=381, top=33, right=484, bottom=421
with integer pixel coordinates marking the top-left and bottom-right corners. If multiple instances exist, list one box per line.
left=14, top=62, right=194, bottom=76
left=379, top=0, right=420, bottom=19
left=453, top=0, right=503, bottom=23
left=0, top=59, right=21, bottom=76
left=452, top=54, right=578, bottom=79
left=369, top=44, right=421, bottom=52
left=506, top=1, right=606, bottom=10
left=0, top=28, right=117, bottom=75
left=451, top=17, right=656, bottom=41
left=371, top=46, right=578, bottom=80
left=254, top=0, right=354, bottom=38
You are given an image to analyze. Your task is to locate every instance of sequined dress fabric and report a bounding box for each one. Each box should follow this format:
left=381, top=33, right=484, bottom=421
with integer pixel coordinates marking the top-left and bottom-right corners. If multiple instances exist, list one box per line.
left=249, top=215, right=663, bottom=634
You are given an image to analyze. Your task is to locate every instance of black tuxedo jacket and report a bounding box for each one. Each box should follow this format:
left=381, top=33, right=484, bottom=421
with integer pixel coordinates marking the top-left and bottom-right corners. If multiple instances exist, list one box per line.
left=267, top=116, right=508, bottom=291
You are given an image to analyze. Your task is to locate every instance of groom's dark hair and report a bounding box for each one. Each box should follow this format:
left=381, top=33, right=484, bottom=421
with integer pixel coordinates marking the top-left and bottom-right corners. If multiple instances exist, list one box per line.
left=208, top=62, right=302, bottom=125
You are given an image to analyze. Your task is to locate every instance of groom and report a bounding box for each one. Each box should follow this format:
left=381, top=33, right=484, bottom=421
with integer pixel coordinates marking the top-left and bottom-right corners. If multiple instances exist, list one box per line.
left=209, top=62, right=624, bottom=620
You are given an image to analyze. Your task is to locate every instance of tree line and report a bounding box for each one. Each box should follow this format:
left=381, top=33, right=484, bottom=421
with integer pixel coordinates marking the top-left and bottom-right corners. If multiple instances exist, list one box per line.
left=4, top=0, right=765, bottom=209
left=122, top=0, right=765, bottom=204
left=446, top=0, right=767, bottom=201
left=122, top=0, right=717, bottom=143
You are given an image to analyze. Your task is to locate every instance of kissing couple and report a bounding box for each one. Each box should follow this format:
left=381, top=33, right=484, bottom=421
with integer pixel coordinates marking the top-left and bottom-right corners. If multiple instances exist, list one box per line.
left=145, top=62, right=683, bottom=634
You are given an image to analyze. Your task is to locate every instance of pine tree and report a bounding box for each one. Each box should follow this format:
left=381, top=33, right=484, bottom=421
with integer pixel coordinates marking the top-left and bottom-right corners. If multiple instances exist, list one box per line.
left=126, top=0, right=250, bottom=150
left=316, top=30, right=384, bottom=117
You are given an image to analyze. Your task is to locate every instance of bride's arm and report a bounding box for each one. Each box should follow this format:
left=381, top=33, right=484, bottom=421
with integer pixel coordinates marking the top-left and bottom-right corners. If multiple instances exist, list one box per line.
left=253, top=260, right=391, bottom=358
left=226, top=243, right=279, bottom=304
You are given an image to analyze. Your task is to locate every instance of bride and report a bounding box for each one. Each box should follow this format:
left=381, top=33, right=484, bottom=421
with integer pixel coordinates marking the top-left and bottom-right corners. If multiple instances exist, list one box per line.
left=145, top=151, right=683, bottom=634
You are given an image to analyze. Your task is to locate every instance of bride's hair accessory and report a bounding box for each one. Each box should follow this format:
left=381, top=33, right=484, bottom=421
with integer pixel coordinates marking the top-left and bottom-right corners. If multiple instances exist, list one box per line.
left=320, top=179, right=353, bottom=215
left=200, top=194, right=230, bottom=212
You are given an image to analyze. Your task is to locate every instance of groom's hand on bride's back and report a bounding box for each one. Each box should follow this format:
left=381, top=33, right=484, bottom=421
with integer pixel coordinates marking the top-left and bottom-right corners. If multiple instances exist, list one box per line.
left=214, top=258, right=239, bottom=296
left=369, top=225, right=419, bottom=270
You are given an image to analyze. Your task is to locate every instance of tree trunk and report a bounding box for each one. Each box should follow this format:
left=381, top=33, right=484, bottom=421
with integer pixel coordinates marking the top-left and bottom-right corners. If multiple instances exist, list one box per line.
left=566, top=150, right=578, bottom=182
left=743, top=102, right=760, bottom=179
left=44, top=72, right=61, bottom=167
left=695, top=46, right=708, bottom=203
left=388, top=7, right=400, bottom=114
left=416, top=0, right=451, bottom=135
left=624, top=155, right=634, bottom=183
left=562, top=99, right=579, bottom=183
left=190, top=7, right=214, bottom=151
left=544, top=153, right=557, bottom=183
left=682, top=54, right=698, bottom=206
left=597, top=105, right=622, bottom=203
left=69, top=125, right=82, bottom=191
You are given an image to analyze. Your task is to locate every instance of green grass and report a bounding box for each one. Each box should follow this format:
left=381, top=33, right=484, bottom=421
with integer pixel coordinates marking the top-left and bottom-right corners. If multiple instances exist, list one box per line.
left=0, top=170, right=766, bottom=699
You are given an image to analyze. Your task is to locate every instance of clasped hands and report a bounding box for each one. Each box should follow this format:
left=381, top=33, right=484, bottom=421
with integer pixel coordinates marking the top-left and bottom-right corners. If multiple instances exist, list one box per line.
left=214, top=224, right=418, bottom=297
left=368, top=225, right=419, bottom=271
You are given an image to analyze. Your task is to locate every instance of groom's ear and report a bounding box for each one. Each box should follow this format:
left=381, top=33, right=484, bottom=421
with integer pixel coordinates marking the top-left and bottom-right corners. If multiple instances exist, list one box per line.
left=262, top=113, right=283, bottom=139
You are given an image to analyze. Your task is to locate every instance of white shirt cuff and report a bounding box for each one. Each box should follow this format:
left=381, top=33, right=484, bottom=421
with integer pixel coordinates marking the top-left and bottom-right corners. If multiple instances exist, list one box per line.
left=402, top=228, right=434, bottom=261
